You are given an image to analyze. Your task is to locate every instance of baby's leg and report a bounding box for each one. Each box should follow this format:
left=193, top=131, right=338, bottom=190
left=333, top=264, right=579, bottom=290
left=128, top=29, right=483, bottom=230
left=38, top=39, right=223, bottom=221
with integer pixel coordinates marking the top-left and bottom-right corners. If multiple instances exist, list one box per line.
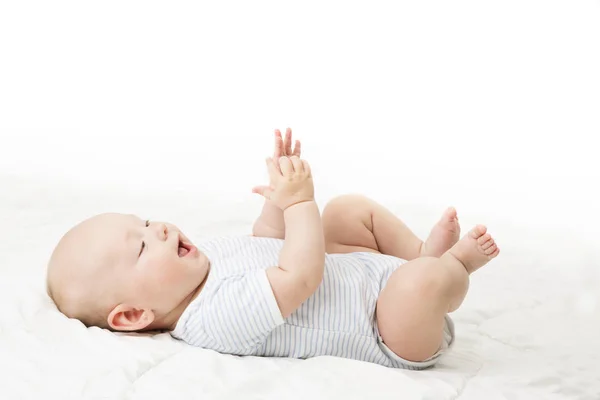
left=322, top=194, right=460, bottom=260
left=376, top=225, right=499, bottom=362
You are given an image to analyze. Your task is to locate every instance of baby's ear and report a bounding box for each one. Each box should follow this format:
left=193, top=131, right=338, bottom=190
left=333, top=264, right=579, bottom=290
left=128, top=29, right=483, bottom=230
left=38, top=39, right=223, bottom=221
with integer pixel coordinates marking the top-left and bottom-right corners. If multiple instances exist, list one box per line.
left=107, top=304, right=154, bottom=331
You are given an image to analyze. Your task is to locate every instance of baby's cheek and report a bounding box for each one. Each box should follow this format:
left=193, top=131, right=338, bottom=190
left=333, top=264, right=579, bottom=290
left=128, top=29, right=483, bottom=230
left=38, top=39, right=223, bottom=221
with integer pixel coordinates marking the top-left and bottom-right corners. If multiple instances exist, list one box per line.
left=156, top=260, right=186, bottom=287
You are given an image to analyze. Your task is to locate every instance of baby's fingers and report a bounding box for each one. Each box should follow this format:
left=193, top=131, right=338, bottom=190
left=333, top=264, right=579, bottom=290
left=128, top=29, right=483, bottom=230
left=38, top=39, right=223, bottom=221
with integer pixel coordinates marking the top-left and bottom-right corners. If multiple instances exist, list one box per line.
left=252, top=185, right=274, bottom=200
left=273, top=130, right=284, bottom=159
left=293, top=140, right=301, bottom=157
left=302, top=160, right=311, bottom=177
left=266, top=157, right=282, bottom=180
left=289, top=156, right=303, bottom=173
left=279, top=156, right=294, bottom=176
left=284, top=127, right=293, bottom=155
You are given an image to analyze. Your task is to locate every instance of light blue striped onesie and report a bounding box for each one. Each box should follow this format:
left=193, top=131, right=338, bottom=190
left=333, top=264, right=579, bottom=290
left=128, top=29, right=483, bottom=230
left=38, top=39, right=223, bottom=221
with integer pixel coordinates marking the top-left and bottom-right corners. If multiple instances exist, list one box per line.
left=170, top=235, right=454, bottom=370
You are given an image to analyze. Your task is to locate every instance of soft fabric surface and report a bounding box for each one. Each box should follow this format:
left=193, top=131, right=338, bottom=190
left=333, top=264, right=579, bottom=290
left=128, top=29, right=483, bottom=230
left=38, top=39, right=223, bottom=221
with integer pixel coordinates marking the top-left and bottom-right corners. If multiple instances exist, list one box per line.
left=1, top=173, right=598, bottom=400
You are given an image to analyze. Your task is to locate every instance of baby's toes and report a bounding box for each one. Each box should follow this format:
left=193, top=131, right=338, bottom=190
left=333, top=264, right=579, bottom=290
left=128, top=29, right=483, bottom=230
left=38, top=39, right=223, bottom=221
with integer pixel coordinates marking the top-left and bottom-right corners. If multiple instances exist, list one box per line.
left=483, top=242, right=498, bottom=255
left=469, top=225, right=487, bottom=240
left=489, top=247, right=500, bottom=258
left=453, top=218, right=461, bottom=231
left=480, top=238, right=495, bottom=251
left=477, top=233, right=492, bottom=245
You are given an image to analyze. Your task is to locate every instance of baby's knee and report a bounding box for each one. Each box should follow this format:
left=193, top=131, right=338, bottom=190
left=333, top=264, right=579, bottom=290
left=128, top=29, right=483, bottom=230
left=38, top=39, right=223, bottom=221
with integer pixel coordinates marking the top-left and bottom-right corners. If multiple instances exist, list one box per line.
left=324, top=194, right=371, bottom=213
left=322, top=194, right=374, bottom=225
left=400, top=259, right=454, bottom=298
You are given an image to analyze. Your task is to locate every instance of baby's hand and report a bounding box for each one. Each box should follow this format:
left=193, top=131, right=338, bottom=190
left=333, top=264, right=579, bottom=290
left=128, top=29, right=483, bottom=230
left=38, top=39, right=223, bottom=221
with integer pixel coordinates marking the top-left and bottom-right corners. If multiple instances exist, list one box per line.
left=273, top=128, right=301, bottom=160
left=254, top=156, right=314, bottom=211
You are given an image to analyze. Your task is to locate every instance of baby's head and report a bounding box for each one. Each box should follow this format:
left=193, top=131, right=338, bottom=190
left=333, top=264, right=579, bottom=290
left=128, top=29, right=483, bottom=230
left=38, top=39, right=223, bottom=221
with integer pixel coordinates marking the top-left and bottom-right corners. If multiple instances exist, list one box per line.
left=46, top=213, right=209, bottom=332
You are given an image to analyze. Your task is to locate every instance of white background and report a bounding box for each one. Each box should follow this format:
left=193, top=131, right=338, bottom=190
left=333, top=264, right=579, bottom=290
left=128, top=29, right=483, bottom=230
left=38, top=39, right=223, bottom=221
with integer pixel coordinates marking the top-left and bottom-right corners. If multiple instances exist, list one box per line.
left=1, top=0, right=599, bottom=242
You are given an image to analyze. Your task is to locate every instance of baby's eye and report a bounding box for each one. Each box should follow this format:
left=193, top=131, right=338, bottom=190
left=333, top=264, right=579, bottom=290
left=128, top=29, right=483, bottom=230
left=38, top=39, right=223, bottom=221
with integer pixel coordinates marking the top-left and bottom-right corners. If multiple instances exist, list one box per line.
left=137, top=220, right=151, bottom=257
left=139, top=220, right=150, bottom=256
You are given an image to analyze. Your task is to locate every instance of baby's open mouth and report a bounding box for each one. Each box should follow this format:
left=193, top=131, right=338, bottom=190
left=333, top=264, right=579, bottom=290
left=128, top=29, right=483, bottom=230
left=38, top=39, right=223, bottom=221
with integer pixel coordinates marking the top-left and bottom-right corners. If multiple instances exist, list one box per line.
left=178, top=240, right=191, bottom=257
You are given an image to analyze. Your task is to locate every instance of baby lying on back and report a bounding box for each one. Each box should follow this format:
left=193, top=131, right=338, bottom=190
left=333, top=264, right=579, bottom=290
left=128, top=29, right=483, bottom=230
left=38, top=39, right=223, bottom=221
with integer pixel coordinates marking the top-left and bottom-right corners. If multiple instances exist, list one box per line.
left=47, top=128, right=499, bottom=369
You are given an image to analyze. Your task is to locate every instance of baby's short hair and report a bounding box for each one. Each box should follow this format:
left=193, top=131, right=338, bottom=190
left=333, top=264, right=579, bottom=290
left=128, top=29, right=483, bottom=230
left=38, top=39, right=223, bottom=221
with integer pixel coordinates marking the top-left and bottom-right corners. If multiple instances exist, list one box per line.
left=46, top=217, right=116, bottom=330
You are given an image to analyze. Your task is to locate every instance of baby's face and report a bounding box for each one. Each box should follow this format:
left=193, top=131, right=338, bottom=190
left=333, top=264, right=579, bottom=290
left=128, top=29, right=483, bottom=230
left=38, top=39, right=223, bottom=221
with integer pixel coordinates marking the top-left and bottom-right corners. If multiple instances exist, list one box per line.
left=98, top=214, right=209, bottom=327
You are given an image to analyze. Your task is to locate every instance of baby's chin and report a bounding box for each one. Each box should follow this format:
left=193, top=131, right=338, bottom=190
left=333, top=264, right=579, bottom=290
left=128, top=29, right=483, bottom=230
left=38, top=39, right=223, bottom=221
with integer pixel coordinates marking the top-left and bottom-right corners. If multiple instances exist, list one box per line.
left=177, top=273, right=206, bottom=309
left=192, top=253, right=210, bottom=286
left=177, top=252, right=209, bottom=288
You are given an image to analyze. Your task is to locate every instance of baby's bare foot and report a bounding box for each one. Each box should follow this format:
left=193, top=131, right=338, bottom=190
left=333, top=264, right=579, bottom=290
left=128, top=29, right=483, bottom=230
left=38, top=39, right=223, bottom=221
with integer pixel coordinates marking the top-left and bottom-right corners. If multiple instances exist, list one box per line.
left=445, top=225, right=500, bottom=274
left=420, top=207, right=461, bottom=257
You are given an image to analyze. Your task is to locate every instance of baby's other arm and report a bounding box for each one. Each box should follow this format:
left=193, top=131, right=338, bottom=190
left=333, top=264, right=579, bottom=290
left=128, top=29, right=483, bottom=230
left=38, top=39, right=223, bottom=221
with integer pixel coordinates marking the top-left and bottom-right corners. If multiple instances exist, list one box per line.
left=255, top=156, right=325, bottom=318
left=268, top=199, right=324, bottom=317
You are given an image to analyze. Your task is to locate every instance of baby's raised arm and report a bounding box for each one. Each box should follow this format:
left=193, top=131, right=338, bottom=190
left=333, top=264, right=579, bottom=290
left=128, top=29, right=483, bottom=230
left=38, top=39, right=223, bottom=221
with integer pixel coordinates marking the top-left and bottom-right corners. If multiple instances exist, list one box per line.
left=252, top=128, right=301, bottom=239
left=257, top=156, right=325, bottom=318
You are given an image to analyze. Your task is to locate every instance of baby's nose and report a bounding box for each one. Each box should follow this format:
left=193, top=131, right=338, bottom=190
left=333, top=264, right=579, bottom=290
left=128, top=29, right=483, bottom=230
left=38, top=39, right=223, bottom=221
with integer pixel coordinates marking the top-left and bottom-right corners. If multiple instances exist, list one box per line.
left=154, top=223, right=168, bottom=240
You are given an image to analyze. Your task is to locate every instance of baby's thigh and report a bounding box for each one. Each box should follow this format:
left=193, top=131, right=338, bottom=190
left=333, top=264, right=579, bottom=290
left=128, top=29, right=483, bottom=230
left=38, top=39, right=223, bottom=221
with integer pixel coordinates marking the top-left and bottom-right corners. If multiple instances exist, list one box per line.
left=376, top=258, right=451, bottom=362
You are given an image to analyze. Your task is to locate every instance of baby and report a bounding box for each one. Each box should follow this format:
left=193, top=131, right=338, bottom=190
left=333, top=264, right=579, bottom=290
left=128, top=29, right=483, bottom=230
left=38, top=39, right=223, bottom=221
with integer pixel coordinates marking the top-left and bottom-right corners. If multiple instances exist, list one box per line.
left=46, top=128, right=500, bottom=370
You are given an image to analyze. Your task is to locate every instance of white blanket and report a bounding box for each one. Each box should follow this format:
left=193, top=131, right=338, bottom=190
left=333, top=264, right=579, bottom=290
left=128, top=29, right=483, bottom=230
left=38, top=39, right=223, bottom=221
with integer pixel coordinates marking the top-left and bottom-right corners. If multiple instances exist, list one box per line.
left=1, top=173, right=598, bottom=400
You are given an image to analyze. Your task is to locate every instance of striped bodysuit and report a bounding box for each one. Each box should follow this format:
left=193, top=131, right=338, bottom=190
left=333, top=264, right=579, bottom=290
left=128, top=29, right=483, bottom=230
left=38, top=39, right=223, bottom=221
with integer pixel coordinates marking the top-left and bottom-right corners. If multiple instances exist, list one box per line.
left=170, top=235, right=454, bottom=369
